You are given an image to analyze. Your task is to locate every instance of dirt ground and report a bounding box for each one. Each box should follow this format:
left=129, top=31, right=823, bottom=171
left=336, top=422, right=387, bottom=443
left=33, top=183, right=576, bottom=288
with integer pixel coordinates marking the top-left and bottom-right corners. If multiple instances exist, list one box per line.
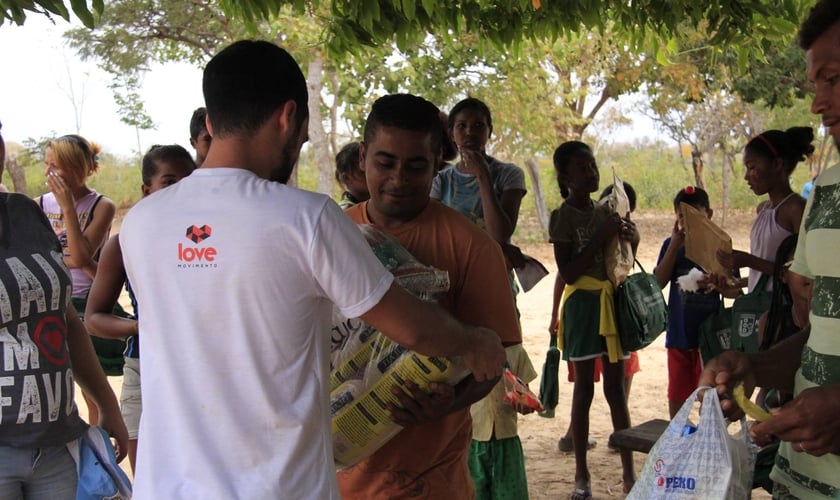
left=88, top=207, right=767, bottom=498
left=515, top=208, right=770, bottom=499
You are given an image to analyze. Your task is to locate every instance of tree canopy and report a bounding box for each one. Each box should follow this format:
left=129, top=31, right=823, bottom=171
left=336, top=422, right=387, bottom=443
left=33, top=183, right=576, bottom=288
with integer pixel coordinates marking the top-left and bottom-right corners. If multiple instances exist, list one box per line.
left=4, top=0, right=814, bottom=60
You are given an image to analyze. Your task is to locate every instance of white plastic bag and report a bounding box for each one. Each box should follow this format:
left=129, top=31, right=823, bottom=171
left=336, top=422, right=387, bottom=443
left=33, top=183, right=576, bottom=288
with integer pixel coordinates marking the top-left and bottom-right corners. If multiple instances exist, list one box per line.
left=628, top=386, right=756, bottom=499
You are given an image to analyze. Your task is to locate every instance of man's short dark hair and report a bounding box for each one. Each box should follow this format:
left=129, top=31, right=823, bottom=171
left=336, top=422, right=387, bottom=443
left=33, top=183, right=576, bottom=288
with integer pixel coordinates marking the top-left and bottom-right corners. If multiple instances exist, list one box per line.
left=202, top=40, right=308, bottom=138
left=189, top=107, right=207, bottom=140
left=363, top=94, right=442, bottom=155
left=798, top=0, right=840, bottom=50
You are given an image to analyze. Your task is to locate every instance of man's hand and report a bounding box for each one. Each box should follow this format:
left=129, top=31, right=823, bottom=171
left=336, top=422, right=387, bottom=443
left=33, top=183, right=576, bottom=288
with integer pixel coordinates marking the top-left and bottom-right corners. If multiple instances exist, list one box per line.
left=387, top=381, right=455, bottom=427
left=752, top=385, right=840, bottom=457
left=461, top=326, right=505, bottom=382
left=697, top=350, right=756, bottom=419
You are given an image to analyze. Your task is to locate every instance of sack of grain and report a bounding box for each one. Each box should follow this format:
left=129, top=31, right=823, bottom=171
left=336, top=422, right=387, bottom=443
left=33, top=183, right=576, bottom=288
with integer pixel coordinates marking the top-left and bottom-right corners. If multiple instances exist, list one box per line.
left=329, top=224, right=468, bottom=469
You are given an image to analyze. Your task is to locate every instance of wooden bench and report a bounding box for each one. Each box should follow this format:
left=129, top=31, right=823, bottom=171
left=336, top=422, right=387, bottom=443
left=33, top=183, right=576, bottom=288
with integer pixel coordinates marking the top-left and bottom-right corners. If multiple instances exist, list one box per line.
left=608, top=418, right=670, bottom=453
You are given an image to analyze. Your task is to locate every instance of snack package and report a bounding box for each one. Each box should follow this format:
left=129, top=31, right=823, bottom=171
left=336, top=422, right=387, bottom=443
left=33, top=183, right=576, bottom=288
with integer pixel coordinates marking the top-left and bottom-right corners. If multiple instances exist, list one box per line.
left=602, top=169, right=634, bottom=287
left=330, top=225, right=469, bottom=469
left=502, top=366, right=544, bottom=412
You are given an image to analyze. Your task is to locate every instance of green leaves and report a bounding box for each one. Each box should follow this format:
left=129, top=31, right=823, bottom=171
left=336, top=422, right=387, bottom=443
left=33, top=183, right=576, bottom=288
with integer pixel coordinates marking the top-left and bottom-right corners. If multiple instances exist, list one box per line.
left=6, top=0, right=813, bottom=59
left=1, top=0, right=102, bottom=28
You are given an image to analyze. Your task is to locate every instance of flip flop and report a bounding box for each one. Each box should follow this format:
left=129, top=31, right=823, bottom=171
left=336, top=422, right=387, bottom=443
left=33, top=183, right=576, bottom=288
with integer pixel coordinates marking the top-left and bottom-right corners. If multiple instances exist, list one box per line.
left=570, top=487, right=592, bottom=500
left=558, top=436, right=597, bottom=452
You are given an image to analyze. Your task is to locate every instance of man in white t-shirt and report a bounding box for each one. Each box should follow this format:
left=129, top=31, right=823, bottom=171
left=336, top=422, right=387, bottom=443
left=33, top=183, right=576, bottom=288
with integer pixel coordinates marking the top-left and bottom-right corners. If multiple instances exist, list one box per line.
left=119, top=40, right=505, bottom=500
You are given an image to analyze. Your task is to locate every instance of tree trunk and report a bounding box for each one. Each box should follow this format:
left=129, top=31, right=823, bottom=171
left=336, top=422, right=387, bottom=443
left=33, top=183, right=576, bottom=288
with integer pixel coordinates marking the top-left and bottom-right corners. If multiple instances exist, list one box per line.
left=721, top=148, right=731, bottom=228
left=6, top=155, right=28, bottom=195
left=308, top=55, right=334, bottom=196
left=328, top=70, right=340, bottom=156
left=524, top=158, right=549, bottom=233
left=691, top=149, right=705, bottom=189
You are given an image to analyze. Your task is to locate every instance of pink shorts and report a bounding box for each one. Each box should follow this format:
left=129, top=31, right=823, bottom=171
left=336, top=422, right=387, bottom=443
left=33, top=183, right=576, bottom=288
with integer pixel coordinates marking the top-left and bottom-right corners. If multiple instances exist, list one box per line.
left=567, top=351, right=640, bottom=383
left=667, top=348, right=702, bottom=402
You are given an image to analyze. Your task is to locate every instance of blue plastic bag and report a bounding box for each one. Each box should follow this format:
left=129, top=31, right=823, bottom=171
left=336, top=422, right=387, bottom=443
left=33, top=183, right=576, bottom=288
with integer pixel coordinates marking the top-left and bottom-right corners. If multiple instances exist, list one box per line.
left=69, top=426, right=132, bottom=500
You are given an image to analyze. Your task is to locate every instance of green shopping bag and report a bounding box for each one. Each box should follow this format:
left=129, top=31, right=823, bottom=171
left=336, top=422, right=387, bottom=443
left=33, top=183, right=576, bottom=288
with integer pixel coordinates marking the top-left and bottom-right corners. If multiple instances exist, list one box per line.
left=71, top=296, right=131, bottom=376
left=538, top=336, right=560, bottom=418
left=730, top=274, right=771, bottom=353
left=698, top=305, right=733, bottom=364
left=615, top=260, right=668, bottom=351
left=698, top=274, right=771, bottom=363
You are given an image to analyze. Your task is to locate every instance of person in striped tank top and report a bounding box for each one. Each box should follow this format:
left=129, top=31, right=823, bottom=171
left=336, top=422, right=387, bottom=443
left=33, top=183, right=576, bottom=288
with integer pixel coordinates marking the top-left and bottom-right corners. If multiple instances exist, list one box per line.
left=701, top=1, right=840, bottom=497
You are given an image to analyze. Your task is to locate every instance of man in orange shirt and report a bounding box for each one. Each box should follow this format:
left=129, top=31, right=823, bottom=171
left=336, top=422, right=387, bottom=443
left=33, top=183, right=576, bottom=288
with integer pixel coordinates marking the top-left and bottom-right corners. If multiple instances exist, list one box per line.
left=338, top=93, right=522, bottom=499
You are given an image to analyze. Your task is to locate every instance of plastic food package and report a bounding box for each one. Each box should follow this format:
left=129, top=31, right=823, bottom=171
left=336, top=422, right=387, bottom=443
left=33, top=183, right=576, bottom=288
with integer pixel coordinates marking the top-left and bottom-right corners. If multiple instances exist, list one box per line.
left=502, top=366, right=544, bottom=412
left=329, top=225, right=469, bottom=469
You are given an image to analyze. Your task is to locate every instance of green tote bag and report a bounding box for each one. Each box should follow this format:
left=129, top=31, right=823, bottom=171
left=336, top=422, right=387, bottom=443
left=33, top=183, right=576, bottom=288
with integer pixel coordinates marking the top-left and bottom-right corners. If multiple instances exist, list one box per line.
left=615, top=260, right=668, bottom=352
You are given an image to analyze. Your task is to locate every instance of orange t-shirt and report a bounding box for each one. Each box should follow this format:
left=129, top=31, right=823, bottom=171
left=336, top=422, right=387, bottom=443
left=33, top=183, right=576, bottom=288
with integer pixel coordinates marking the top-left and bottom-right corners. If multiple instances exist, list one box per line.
left=338, top=200, right=520, bottom=500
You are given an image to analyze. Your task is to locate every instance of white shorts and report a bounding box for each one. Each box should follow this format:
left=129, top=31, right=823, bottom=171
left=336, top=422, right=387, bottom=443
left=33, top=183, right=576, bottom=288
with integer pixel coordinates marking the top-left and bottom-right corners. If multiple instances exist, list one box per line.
left=119, top=357, right=141, bottom=439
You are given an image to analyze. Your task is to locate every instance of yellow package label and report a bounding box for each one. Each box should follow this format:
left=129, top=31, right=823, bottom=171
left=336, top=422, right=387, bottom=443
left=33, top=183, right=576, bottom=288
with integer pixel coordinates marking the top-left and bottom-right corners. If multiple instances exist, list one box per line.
left=330, top=325, right=383, bottom=391
left=332, top=353, right=464, bottom=468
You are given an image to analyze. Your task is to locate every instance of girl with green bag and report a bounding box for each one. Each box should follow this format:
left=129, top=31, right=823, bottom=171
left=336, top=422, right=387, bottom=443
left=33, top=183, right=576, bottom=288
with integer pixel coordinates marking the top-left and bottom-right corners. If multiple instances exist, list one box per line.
left=548, top=141, right=639, bottom=499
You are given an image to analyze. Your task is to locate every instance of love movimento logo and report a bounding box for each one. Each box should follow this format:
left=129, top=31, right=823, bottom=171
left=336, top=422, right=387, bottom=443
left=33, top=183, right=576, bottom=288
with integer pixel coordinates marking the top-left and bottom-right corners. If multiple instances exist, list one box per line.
left=185, top=224, right=212, bottom=243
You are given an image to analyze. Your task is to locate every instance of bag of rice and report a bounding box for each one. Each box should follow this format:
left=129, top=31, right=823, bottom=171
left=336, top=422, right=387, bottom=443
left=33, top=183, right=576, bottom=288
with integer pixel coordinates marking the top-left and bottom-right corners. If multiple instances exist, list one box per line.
left=329, top=225, right=469, bottom=469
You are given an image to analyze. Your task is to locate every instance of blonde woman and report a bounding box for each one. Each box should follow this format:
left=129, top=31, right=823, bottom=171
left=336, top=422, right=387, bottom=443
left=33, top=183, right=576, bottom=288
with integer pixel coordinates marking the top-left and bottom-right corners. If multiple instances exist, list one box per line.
left=35, top=135, right=117, bottom=425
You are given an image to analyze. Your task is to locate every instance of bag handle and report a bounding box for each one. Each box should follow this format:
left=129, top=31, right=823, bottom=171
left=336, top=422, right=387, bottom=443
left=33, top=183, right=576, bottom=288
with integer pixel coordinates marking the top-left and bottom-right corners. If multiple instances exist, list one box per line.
left=549, top=335, right=557, bottom=349
left=631, top=258, right=648, bottom=275
left=752, top=273, right=771, bottom=295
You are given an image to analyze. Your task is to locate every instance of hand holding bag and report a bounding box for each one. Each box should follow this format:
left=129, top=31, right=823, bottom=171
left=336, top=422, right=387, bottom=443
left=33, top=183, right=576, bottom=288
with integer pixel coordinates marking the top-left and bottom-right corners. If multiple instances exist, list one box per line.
left=68, top=426, right=133, bottom=500
left=628, top=387, right=756, bottom=499
left=615, top=260, right=668, bottom=351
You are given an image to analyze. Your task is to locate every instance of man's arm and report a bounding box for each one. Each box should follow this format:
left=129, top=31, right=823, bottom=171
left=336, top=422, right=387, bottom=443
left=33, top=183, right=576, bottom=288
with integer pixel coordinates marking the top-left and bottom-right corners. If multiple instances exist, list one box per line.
left=698, top=326, right=810, bottom=418
left=360, top=284, right=505, bottom=382
left=386, top=376, right=499, bottom=428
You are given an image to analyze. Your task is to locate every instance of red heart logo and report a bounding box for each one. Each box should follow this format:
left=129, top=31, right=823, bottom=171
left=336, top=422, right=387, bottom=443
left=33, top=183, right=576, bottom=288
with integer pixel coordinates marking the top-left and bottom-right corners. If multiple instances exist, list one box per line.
left=33, top=315, right=68, bottom=366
